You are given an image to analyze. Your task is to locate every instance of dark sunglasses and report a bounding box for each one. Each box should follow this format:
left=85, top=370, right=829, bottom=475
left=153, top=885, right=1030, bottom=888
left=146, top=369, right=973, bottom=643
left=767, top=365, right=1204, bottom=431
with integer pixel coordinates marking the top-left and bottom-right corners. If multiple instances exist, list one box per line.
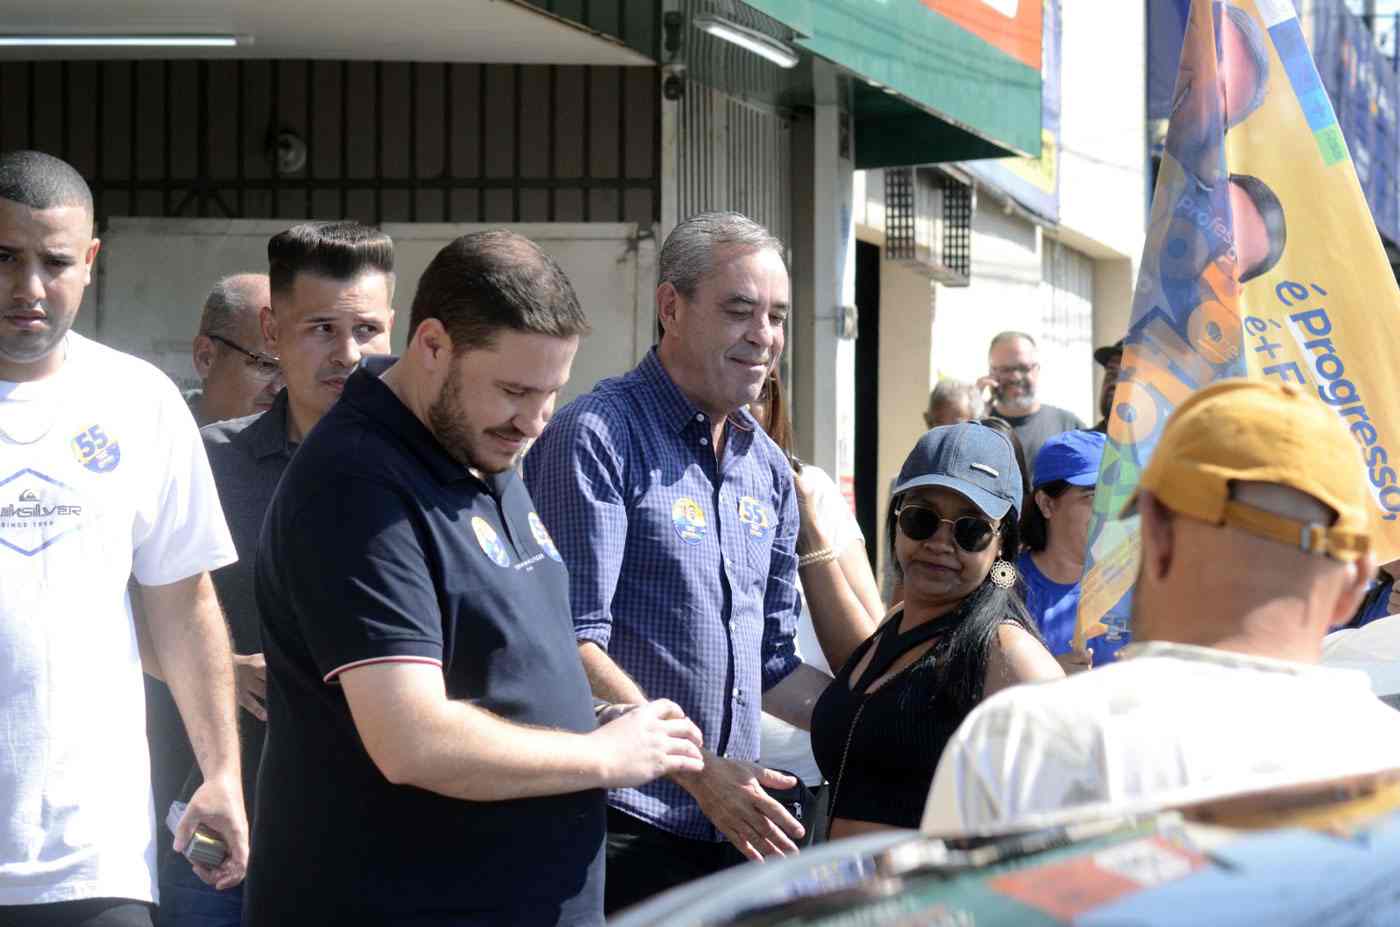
left=897, top=505, right=997, bottom=553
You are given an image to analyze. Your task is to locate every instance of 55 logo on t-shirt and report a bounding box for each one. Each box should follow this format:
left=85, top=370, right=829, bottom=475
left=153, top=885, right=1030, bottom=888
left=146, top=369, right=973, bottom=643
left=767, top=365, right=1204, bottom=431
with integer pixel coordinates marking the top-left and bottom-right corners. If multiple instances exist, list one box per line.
left=71, top=425, right=121, bottom=474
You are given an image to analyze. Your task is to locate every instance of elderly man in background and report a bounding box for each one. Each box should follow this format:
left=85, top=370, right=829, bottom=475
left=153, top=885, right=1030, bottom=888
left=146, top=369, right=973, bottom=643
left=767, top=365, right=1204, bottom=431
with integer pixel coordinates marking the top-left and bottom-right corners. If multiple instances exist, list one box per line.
left=925, top=378, right=1400, bottom=836
left=188, top=274, right=281, bottom=426
left=923, top=378, right=982, bottom=429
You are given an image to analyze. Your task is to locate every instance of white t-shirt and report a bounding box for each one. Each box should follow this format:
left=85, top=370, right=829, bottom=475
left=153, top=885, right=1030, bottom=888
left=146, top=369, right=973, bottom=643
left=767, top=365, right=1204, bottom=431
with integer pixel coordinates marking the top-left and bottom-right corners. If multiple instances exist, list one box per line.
left=0, top=334, right=236, bottom=906
left=1323, top=616, right=1400, bottom=699
left=923, top=641, right=1400, bottom=836
left=759, top=465, right=862, bottom=786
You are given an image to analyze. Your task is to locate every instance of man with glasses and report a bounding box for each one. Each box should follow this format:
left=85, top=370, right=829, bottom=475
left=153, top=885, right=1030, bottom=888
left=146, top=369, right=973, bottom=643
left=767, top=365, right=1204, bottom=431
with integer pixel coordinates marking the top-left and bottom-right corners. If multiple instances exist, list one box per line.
left=159, top=222, right=395, bottom=926
left=977, top=331, right=1084, bottom=470
left=189, top=274, right=282, bottom=427
left=147, top=275, right=282, bottom=859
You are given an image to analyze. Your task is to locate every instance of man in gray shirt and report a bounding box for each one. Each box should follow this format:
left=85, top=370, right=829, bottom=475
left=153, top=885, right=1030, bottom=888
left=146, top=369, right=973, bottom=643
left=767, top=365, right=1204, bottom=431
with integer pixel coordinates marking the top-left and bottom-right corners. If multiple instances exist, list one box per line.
left=160, top=222, right=395, bottom=925
left=977, top=331, right=1085, bottom=471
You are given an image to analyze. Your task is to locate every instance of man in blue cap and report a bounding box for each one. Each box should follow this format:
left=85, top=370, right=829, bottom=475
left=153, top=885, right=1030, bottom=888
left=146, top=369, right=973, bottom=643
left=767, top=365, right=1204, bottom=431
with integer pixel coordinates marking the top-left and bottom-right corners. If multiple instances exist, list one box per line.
left=1016, top=430, right=1128, bottom=670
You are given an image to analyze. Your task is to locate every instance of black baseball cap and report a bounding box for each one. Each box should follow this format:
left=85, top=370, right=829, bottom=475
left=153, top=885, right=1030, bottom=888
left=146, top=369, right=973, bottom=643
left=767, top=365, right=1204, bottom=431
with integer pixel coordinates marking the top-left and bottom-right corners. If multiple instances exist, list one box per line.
left=1093, top=339, right=1124, bottom=366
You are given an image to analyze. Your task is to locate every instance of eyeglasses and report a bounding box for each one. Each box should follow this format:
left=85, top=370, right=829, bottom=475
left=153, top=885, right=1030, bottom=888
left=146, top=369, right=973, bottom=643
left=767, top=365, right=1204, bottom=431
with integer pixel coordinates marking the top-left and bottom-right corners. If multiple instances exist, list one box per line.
left=991, top=363, right=1039, bottom=378
left=897, top=505, right=997, bottom=553
left=208, top=334, right=281, bottom=381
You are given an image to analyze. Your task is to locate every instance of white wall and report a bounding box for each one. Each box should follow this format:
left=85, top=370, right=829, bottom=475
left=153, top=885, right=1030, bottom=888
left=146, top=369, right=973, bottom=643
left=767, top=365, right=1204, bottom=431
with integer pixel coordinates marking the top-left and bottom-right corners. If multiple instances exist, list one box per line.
left=1056, top=0, right=1148, bottom=265
left=94, top=218, right=656, bottom=408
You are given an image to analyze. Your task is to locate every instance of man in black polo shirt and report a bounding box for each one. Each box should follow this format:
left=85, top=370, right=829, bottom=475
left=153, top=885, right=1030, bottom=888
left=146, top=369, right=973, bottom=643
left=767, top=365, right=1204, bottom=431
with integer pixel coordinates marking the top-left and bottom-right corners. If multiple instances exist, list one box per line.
left=246, top=230, right=704, bottom=926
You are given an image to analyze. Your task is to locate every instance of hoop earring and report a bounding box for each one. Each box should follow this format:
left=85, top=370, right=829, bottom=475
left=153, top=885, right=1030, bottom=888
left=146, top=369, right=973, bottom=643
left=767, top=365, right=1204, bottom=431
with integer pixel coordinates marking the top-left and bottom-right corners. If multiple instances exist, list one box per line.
left=989, top=559, right=1017, bottom=589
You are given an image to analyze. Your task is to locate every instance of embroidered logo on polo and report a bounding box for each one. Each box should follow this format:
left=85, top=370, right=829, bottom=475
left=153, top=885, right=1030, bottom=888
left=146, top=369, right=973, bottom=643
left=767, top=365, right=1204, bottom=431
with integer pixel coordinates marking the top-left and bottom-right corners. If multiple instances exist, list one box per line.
left=671, top=496, right=707, bottom=544
left=471, top=516, right=512, bottom=568
left=71, top=425, right=120, bottom=473
left=0, top=468, right=85, bottom=556
left=737, top=495, right=773, bottom=539
left=528, top=511, right=562, bottom=562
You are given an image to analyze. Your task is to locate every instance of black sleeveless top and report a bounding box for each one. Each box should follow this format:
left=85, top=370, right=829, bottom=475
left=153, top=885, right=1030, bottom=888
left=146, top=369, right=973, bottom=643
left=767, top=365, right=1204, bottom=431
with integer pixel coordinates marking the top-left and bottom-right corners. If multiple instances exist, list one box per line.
left=809, top=605, right=972, bottom=829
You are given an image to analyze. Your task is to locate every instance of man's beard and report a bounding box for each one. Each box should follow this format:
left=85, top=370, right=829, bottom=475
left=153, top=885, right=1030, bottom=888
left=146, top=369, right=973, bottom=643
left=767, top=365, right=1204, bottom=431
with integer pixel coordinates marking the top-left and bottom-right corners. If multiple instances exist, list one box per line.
left=998, top=385, right=1036, bottom=415
left=426, top=373, right=522, bottom=474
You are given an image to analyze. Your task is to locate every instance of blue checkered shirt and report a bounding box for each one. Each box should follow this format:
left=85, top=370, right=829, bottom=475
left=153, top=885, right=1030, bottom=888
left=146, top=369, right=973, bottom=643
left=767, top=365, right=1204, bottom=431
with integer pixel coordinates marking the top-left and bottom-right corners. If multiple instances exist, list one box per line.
left=525, top=349, right=801, bottom=841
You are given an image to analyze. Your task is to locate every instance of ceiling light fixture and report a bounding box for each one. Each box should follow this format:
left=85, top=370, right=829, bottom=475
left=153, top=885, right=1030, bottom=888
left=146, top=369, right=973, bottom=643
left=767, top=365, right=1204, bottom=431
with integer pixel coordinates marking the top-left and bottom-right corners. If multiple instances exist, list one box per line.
left=692, top=15, right=798, bottom=69
left=0, top=34, right=247, bottom=48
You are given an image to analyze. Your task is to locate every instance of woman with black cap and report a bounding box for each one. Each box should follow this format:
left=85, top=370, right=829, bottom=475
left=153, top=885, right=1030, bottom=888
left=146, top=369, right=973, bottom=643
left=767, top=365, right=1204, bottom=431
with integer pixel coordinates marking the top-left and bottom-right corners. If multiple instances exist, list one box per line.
left=804, top=422, right=1063, bottom=837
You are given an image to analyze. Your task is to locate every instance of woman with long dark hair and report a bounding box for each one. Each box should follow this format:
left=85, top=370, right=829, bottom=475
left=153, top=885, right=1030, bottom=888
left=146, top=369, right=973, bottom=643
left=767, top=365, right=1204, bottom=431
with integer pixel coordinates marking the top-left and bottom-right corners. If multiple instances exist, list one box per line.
left=805, top=422, right=1063, bottom=836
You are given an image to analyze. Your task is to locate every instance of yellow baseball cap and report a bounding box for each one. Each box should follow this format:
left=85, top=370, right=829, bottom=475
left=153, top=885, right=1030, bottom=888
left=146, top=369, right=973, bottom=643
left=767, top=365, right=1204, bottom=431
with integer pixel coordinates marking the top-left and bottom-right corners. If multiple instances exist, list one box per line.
left=1124, top=378, right=1370, bottom=561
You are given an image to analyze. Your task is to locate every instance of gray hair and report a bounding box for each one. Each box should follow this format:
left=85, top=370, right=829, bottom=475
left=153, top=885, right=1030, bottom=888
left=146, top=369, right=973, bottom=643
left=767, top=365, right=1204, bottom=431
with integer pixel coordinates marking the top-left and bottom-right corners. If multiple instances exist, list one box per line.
left=199, top=273, right=268, bottom=340
left=929, top=378, right=983, bottom=418
left=659, top=211, right=784, bottom=299
left=988, top=330, right=1037, bottom=355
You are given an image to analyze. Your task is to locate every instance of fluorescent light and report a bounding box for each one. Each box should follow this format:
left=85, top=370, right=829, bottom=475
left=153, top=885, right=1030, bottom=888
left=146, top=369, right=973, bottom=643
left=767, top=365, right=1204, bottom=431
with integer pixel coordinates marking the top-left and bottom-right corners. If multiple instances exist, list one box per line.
left=0, top=34, right=246, bottom=48
left=692, top=14, right=799, bottom=69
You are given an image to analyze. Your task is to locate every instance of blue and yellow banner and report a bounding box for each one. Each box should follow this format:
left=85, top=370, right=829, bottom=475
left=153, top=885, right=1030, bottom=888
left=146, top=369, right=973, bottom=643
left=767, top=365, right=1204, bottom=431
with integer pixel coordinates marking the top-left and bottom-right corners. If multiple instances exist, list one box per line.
left=1076, top=0, right=1400, bottom=648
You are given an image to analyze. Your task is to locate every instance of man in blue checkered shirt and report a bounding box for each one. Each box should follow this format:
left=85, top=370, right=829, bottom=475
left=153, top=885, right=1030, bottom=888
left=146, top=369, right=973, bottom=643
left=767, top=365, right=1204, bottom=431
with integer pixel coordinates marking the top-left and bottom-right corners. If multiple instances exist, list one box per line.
left=527, top=212, right=834, bottom=913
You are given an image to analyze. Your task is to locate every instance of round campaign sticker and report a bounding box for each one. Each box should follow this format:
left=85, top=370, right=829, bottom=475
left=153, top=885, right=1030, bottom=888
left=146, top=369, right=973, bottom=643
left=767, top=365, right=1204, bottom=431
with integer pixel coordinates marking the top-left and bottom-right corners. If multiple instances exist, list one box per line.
left=70, top=424, right=121, bottom=474
left=737, top=495, right=773, bottom=539
left=671, top=496, right=707, bottom=545
left=471, top=516, right=512, bottom=568
left=528, top=511, right=563, bottom=562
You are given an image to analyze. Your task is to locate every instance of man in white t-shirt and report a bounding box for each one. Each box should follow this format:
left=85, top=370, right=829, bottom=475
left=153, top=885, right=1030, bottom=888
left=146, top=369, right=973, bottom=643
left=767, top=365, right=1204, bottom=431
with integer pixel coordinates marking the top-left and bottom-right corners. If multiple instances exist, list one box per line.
left=924, top=378, right=1400, bottom=836
left=0, top=150, right=244, bottom=926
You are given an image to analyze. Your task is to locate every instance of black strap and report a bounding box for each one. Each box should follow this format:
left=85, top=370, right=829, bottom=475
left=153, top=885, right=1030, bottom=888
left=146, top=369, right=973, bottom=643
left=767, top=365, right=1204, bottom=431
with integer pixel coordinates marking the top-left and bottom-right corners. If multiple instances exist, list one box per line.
left=852, top=609, right=959, bottom=696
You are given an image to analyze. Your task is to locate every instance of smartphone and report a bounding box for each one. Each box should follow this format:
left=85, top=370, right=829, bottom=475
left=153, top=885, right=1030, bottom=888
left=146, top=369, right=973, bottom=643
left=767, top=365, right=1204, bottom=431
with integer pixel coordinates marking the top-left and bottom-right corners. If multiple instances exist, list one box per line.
left=165, top=801, right=229, bottom=868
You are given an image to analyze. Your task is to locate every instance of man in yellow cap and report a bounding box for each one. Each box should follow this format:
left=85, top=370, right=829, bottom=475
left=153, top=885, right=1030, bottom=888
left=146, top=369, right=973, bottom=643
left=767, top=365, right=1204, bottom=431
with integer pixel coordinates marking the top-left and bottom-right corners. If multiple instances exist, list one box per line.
left=922, top=377, right=1400, bottom=835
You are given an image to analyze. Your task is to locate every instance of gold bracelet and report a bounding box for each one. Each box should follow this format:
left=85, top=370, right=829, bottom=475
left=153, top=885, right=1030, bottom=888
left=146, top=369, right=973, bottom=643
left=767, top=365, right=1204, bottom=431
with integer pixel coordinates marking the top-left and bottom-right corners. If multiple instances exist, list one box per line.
left=798, top=547, right=837, bottom=568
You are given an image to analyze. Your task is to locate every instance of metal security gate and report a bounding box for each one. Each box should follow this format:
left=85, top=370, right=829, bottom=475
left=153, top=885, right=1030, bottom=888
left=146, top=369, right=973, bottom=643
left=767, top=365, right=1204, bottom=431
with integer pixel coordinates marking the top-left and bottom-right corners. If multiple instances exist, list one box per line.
left=0, top=60, right=662, bottom=227
left=671, top=0, right=793, bottom=245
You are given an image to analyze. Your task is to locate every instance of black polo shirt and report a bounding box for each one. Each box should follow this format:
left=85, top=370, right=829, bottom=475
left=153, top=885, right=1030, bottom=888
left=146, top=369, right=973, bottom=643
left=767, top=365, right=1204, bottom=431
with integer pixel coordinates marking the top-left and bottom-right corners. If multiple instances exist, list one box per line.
left=245, top=357, right=604, bottom=926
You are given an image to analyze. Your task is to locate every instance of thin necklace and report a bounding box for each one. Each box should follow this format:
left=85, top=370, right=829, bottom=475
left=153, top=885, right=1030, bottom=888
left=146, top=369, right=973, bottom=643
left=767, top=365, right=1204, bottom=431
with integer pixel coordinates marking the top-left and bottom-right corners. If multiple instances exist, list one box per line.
left=0, top=339, right=71, bottom=446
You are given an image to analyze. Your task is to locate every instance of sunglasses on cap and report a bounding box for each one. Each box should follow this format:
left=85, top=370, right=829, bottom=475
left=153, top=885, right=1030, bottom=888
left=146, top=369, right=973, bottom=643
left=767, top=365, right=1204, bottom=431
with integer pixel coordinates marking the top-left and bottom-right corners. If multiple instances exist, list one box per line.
left=897, top=505, right=998, bottom=553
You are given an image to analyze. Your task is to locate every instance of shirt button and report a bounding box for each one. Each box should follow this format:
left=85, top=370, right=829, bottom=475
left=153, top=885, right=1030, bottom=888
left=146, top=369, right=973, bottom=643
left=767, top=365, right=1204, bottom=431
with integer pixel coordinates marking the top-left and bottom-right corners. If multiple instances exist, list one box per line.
left=695, top=413, right=705, bottom=422
left=699, top=436, right=709, bottom=446
left=732, top=687, right=740, bottom=699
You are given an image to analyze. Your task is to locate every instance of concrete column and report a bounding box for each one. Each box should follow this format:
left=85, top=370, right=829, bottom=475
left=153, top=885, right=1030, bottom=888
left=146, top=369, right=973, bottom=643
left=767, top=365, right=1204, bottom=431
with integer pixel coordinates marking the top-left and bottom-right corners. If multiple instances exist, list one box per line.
left=790, top=60, right=856, bottom=489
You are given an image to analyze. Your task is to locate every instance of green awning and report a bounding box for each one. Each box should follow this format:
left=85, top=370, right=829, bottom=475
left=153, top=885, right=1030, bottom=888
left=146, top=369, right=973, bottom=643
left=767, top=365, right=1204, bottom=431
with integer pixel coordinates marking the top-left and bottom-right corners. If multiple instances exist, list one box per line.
left=743, top=0, right=1042, bottom=168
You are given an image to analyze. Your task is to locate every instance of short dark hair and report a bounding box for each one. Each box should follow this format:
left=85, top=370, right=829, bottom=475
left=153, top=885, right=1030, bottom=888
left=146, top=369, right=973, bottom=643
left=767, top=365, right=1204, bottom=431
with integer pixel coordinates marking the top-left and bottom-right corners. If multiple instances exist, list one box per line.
left=0, top=150, right=94, bottom=219
left=1230, top=173, right=1286, bottom=283
left=267, top=221, right=395, bottom=296
left=1022, top=479, right=1072, bottom=552
left=408, top=229, right=590, bottom=353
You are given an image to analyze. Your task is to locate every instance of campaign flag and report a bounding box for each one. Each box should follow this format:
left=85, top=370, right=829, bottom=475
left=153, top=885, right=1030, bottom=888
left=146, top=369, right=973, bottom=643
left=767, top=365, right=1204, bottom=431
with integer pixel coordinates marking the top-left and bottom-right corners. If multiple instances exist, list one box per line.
left=1075, top=0, right=1400, bottom=650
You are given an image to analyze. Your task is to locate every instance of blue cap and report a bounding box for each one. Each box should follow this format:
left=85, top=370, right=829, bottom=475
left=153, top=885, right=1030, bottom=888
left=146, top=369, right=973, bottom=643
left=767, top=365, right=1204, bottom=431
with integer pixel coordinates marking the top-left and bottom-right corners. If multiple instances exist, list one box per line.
left=892, top=422, right=1022, bottom=520
left=1033, top=429, right=1105, bottom=490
